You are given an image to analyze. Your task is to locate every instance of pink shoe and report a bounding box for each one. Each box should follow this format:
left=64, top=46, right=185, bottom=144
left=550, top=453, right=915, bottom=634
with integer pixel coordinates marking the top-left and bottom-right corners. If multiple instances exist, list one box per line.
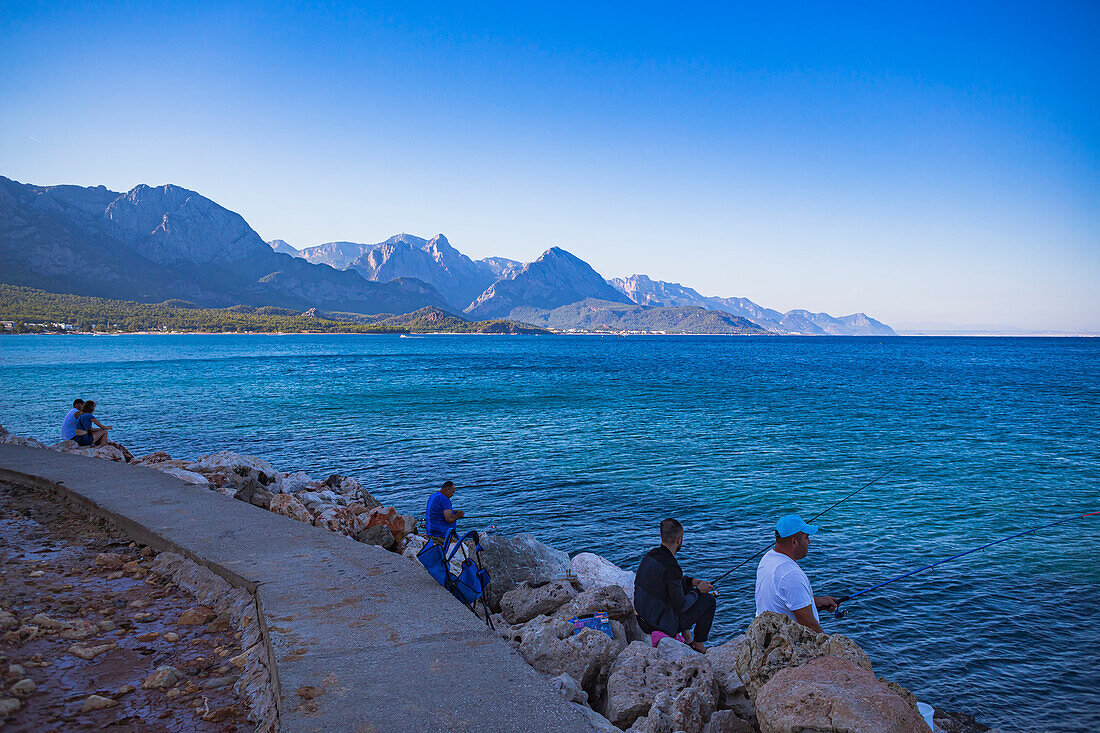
left=650, top=631, right=689, bottom=647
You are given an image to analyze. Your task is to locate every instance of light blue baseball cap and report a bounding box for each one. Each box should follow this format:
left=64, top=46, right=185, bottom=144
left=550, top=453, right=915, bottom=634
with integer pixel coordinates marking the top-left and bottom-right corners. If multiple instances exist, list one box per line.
left=776, top=514, right=819, bottom=538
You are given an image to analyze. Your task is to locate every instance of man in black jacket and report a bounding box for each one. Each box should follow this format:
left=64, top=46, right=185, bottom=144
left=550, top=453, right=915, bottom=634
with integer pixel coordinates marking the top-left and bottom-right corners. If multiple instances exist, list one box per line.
left=633, top=518, right=715, bottom=652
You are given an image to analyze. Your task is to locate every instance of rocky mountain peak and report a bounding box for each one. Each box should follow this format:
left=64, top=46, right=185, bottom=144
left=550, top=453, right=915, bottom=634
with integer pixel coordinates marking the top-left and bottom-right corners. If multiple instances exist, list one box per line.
left=104, top=184, right=268, bottom=265
left=268, top=239, right=300, bottom=256
left=465, top=246, right=631, bottom=319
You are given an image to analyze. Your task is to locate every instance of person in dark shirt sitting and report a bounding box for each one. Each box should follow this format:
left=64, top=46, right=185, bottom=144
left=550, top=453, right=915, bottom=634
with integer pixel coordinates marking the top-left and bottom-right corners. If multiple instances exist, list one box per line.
left=633, top=518, right=715, bottom=652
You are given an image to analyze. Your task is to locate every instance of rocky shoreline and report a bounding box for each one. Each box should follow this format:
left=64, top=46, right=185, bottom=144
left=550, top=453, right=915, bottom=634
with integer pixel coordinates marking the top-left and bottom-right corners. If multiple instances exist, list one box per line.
left=0, top=425, right=997, bottom=733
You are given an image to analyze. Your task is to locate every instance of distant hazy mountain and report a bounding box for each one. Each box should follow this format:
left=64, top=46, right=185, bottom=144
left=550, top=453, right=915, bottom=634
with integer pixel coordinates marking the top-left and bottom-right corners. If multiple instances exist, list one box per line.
left=268, top=239, right=299, bottom=256
left=510, top=298, right=769, bottom=334
left=478, top=256, right=522, bottom=280
left=465, top=247, right=633, bottom=319
left=295, top=239, right=385, bottom=269
left=610, top=274, right=894, bottom=336
left=0, top=177, right=450, bottom=315
left=349, top=233, right=497, bottom=310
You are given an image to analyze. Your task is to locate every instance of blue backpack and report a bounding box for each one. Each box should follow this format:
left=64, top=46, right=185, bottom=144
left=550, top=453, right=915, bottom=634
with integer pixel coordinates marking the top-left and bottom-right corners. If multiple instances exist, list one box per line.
left=417, top=529, right=494, bottom=627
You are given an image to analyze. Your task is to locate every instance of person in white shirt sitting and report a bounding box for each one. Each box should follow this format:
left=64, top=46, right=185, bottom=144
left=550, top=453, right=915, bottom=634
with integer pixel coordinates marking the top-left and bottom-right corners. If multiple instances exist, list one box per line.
left=754, top=514, right=838, bottom=633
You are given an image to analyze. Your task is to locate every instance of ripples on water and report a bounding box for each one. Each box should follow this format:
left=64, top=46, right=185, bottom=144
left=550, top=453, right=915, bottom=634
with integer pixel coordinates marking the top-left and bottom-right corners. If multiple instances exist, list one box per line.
left=1, top=334, right=1097, bottom=731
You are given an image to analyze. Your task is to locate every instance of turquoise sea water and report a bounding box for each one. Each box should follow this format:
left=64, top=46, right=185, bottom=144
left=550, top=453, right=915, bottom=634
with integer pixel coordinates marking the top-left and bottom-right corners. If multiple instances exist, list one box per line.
left=1, top=334, right=1097, bottom=731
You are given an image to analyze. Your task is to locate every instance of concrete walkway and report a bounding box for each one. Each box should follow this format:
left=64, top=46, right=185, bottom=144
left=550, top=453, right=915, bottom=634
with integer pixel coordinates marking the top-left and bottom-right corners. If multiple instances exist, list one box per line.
left=0, top=444, right=595, bottom=732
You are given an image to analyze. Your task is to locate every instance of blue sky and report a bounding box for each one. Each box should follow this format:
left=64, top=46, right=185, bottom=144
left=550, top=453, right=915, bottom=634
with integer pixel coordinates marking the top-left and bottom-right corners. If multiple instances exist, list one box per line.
left=2, top=1, right=1097, bottom=330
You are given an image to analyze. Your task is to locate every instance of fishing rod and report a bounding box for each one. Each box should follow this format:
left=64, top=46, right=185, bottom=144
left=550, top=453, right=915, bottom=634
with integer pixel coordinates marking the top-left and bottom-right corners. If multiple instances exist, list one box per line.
left=712, top=458, right=911, bottom=587
left=831, top=510, right=1100, bottom=619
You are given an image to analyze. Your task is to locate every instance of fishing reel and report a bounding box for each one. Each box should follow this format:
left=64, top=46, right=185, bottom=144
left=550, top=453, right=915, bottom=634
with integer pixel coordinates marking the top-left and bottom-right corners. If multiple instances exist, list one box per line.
left=832, top=595, right=851, bottom=620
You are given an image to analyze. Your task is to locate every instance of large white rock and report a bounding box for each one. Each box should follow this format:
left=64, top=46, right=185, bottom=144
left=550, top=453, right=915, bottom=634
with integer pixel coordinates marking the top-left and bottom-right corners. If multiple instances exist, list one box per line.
left=479, top=533, right=571, bottom=611
left=571, top=552, right=635, bottom=597
left=155, top=465, right=213, bottom=486
left=279, top=470, right=314, bottom=493
left=193, top=451, right=276, bottom=477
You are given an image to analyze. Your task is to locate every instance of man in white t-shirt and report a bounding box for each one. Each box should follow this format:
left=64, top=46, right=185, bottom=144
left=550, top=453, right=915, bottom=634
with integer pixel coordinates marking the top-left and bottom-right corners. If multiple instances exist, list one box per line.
left=754, top=514, right=838, bottom=633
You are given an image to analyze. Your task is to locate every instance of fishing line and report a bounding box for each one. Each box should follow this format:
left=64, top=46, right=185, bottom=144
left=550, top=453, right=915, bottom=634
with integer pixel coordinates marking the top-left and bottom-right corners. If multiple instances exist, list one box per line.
left=712, top=458, right=911, bottom=587
left=831, top=510, right=1100, bottom=618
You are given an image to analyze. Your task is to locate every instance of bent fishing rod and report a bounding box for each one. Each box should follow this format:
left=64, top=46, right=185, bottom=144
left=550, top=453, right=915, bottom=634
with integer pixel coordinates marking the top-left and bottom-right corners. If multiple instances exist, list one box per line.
left=711, top=458, right=911, bottom=588
left=830, top=509, right=1100, bottom=619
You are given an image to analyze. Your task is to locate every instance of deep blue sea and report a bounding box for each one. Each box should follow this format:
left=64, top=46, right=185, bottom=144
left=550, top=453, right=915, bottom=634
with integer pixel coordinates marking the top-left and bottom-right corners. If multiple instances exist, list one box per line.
left=1, top=334, right=1097, bottom=731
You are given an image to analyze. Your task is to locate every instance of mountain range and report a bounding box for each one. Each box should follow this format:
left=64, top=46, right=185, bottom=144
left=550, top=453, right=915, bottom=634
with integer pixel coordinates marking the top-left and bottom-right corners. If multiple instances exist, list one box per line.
left=0, top=175, right=895, bottom=334
left=608, top=275, right=895, bottom=336
left=274, top=241, right=894, bottom=335
left=0, top=177, right=447, bottom=315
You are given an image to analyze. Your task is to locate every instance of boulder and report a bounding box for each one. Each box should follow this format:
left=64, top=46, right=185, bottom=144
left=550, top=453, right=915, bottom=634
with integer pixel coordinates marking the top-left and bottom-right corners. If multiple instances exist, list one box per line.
left=705, top=635, right=748, bottom=708
left=131, top=450, right=173, bottom=465
left=107, top=441, right=134, bottom=461
left=554, top=585, right=634, bottom=622
left=280, top=470, right=314, bottom=493
left=549, top=672, right=588, bottom=705
left=656, top=635, right=702, bottom=664
left=571, top=552, right=636, bottom=597
left=194, top=450, right=276, bottom=477
left=933, top=709, right=991, bottom=733
left=513, top=616, right=626, bottom=695
left=365, top=506, right=416, bottom=546
left=269, top=494, right=314, bottom=525
left=754, top=656, right=927, bottom=733
left=347, top=508, right=373, bottom=536
left=736, top=611, right=872, bottom=699
left=402, top=534, right=429, bottom=559
left=318, top=488, right=346, bottom=506
left=50, top=439, right=79, bottom=451
left=314, top=505, right=350, bottom=532
left=628, top=687, right=713, bottom=733
left=479, top=533, right=571, bottom=611
left=355, top=525, right=396, bottom=550
left=0, top=432, right=47, bottom=449
left=193, top=451, right=278, bottom=488
left=295, top=491, right=325, bottom=513
left=703, top=710, right=755, bottom=733
left=324, top=474, right=381, bottom=507
left=605, top=640, right=719, bottom=729
left=880, top=676, right=921, bottom=715
left=570, top=702, right=622, bottom=733
left=155, top=465, right=213, bottom=486
left=501, top=580, right=581, bottom=625
left=233, top=479, right=273, bottom=509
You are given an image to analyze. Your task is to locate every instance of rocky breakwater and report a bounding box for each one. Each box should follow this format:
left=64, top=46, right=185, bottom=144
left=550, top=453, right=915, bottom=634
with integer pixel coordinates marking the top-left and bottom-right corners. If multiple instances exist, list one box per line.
left=0, top=425, right=977, bottom=732
left=449, top=529, right=936, bottom=733
left=1, top=425, right=420, bottom=557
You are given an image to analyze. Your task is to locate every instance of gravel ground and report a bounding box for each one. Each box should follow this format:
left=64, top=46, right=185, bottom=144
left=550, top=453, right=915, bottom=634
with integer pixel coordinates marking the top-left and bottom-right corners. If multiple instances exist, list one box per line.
left=0, top=480, right=248, bottom=731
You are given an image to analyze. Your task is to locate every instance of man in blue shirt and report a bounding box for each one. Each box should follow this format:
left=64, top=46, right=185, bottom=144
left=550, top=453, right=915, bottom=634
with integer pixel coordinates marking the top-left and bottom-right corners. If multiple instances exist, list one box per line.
left=425, top=481, right=464, bottom=545
left=61, top=398, right=85, bottom=440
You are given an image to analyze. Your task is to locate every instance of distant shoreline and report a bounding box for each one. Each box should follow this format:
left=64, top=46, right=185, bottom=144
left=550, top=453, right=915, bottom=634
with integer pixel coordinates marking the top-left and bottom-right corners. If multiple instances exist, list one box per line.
left=2, top=331, right=1096, bottom=338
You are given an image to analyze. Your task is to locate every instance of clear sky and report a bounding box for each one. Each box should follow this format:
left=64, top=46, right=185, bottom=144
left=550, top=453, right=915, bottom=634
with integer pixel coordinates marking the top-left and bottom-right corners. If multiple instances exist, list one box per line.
left=2, top=1, right=1098, bottom=330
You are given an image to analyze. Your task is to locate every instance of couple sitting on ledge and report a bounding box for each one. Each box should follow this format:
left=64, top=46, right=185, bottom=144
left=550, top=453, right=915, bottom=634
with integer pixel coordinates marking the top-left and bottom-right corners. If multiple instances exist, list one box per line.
left=61, top=398, right=113, bottom=447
